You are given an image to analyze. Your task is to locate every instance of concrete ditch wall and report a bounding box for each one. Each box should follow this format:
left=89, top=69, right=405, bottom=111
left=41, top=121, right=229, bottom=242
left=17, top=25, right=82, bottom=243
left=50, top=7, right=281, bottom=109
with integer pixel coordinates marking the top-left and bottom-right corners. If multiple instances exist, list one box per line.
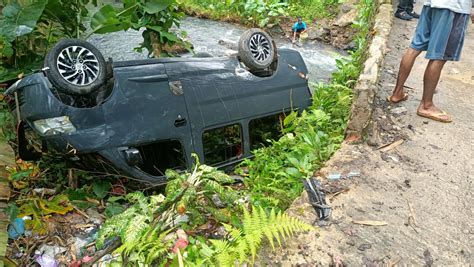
left=346, top=0, right=394, bottom=140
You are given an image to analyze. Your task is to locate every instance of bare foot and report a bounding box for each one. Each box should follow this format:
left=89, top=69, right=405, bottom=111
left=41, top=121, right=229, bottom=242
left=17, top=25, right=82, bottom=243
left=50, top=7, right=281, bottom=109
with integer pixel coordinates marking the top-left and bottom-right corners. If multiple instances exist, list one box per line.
left=416, top=104, right=453, bottom=123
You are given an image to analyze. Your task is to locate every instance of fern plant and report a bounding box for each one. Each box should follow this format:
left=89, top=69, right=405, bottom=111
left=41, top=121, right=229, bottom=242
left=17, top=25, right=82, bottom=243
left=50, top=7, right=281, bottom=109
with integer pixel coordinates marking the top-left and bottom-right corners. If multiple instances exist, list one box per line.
left=95, top=191, right=173, bottom=264
left=96, top=157, right=240, bottom=265
left=165, top=160, right=239, bottom=226
left=206, top=206, right=314, bottom=266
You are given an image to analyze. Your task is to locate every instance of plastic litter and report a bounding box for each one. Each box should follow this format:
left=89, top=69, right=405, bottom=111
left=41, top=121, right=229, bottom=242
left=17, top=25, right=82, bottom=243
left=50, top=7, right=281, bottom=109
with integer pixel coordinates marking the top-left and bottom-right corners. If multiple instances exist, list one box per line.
left=8, top=218, right=25, bottom=239
left=303, top=177, right=331, bottom=220
left=327, top=171, right=360, bottom=180
left=347, top=171, right=361, bottom=178
left=328, top=173, right=342, bottom=180
left=35, top=254, right=59, bottom=267
left=172, top=229, right=189, bottom=253
left=37, top=244, right=67, bottom=259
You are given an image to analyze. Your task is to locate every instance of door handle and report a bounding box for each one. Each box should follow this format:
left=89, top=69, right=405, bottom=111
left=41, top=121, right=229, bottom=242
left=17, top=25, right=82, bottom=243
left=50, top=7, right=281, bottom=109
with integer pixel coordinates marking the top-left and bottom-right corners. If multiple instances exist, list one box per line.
left=174, top=115, right=187, bottom=127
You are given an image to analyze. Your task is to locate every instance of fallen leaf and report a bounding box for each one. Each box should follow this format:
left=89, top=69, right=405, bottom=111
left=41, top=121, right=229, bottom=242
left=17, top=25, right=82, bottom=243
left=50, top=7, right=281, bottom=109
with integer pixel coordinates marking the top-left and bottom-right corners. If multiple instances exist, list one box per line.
left=38, top=195, right=74, bottom=215
left=352, top=220, right=388, bottom=226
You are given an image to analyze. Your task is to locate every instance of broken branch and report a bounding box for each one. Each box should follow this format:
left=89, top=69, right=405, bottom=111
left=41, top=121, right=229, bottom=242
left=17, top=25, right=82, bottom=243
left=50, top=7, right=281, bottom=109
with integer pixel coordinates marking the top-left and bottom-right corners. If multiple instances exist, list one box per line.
left=82, top=238, right=121, bottom=267
left=378, top=139, right=404, bottom=152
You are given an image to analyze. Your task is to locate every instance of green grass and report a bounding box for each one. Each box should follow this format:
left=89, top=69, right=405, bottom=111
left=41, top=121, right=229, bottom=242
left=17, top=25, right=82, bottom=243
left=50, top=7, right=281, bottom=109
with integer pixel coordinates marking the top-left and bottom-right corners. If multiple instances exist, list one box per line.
left=287, top=0, right=341, bottom=22
left=178, top=0, right=342, bottom=27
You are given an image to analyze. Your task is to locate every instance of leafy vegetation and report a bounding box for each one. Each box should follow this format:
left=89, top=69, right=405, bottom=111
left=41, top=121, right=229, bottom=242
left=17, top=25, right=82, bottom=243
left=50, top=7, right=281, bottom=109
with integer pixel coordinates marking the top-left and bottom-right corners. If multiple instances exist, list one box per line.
left=90, top=0, right=190, bottom=57
left=240, top=0, right=377, bottom=210
left=0, top=96, right=15, bottom=142
left=96, top=161, right=313, bottom=266
left=0, top=0, right=188, bottom=83
left=178, top=0, right=341, bottom=27
left=287, top=0, right=341, bottom=22
left=208, top=206, right=313, bottom=265
left=178, top=0, right=289, bottom=27
left=0, top=0, right=96, bottom=83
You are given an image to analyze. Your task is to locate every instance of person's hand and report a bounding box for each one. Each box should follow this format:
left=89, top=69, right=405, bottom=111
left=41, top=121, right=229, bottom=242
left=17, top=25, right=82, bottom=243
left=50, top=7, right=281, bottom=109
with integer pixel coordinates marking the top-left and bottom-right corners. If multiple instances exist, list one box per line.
left=471, top=14, right=474, bottom=23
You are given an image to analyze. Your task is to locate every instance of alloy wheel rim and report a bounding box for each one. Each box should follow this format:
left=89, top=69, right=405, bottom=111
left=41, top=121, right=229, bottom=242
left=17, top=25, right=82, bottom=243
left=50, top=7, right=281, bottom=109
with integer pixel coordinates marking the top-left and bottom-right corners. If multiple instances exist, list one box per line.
left=56, top=45, right=100, bottom=86
left=249, top=33, right=271, bottom=62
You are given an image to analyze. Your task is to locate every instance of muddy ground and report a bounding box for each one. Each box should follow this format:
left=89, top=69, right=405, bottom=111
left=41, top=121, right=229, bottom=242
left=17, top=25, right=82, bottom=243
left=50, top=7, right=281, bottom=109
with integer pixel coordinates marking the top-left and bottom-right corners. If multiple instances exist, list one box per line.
left=259, top=2, right=474, bottom=266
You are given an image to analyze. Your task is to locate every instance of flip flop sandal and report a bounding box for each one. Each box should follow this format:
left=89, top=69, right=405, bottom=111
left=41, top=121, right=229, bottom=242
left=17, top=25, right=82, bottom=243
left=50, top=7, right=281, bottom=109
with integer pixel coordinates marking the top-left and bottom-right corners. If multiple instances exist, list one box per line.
left=387, top=93, right=409, bottom=103
left=416, top=110, right=453, bottom=123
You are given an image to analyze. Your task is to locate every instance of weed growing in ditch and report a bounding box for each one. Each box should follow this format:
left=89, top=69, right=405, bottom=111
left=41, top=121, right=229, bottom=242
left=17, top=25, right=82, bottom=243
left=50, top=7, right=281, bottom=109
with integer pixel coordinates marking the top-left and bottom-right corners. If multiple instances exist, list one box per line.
left=179, top=0, right=341, bottom=27
left=287, top=0, right=341, bottom=22
left=178, top=0, right=289, bottom=27
left=239, top=84, right=351, bottom=210
left=208, top=206, right=313, bottom=265
left=240, top=0, right=377, bottom=211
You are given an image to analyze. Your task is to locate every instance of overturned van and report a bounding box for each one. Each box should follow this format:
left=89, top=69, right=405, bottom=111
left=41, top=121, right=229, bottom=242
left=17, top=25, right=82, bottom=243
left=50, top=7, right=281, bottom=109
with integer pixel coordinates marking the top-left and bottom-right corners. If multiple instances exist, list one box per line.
left=4, top=29, right=312, bottom=185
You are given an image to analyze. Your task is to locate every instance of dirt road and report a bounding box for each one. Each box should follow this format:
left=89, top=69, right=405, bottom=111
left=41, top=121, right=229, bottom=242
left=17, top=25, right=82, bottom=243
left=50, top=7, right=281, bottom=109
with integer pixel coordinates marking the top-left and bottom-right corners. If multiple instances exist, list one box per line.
left=260, top=3, right=474, bottom=266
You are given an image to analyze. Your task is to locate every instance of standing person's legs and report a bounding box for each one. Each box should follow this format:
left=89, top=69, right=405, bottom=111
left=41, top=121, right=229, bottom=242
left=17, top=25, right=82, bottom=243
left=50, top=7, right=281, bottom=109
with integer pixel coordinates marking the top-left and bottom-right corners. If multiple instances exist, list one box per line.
left=390, top=6, right=429, bottom=101
left=395, top=0, right=413, bottom=19
left=390, top=6, right=469, bottom=122
left=390, top=48, right=422, bottom=102
left=416, top=60, right=452, bottom=122
left=406, top=0, right=413, bottom=14
left=406, top=0, right=420, bottom=18
left=396, top=0, right=410, bottom=13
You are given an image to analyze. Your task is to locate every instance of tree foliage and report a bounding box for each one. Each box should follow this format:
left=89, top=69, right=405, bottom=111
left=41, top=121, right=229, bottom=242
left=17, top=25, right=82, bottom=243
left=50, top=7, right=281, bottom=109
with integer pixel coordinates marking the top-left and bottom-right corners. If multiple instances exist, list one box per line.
left=90, top=0, right=189, bottom=57
left=0, top=0, right=187, bottom=83
left=0, top=0, right=96, bottom=82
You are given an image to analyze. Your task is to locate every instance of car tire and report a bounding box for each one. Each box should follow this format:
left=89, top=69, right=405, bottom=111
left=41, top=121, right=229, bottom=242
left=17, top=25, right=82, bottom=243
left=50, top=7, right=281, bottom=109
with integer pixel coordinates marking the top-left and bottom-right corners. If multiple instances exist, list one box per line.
left=44, top=39, right=106, bottom=96
left=238, top=28, right=276, bottom=71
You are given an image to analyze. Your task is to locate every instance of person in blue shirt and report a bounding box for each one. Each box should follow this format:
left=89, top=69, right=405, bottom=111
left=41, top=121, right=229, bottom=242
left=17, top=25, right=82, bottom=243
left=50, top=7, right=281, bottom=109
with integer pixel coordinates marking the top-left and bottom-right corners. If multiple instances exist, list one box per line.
left=292, top=17, right=307, bottom=43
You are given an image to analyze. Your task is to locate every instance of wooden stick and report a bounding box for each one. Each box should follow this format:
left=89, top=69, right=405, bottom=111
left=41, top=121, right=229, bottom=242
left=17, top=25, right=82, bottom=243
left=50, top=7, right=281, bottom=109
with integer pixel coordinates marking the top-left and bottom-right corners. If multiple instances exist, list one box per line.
left=378, top=139, right=404, bottom=152
left=328, top=188, right=349, bottom=200
left=73, top=206, right=90, bottom=219
left=407, top=199, right=417, bottom=226
left=68, top=168, right=77, bottom=189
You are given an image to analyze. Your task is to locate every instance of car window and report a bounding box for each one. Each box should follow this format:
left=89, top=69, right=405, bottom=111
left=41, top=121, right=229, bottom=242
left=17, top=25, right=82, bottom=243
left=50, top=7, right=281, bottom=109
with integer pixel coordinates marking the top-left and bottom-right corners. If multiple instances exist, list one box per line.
left=136, top=140, right=187, bottom=176
left=249, top=113, right=285, bottom=150
left=203, top=124, right=243, bottom=165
